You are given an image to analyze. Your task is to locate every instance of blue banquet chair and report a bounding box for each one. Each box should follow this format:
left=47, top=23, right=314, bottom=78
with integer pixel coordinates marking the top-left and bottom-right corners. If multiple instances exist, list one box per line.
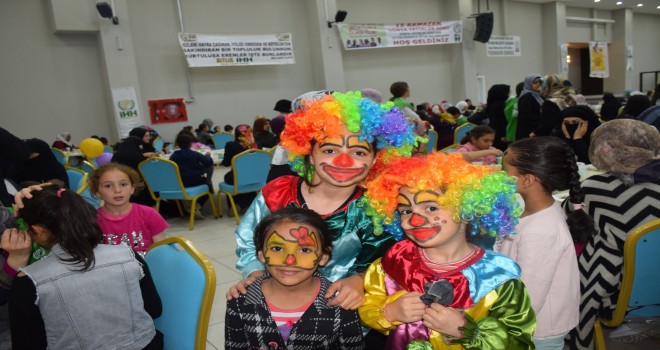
left=152, top=137, right=164, bottom=153
left=51, top=148, right=68, bottom=166
left=426, top=129, right=438, bottom=153
left=139, top=158, right=218, bottom=230
left=65, top=167, right=87, bottom=194
left=593, top=219, right=660, bottom=350
left=217, top=149, right=271, bottom=224
left=146, top=236, right=216, bottom=350
left=211, top=132, right=233, bottom=151
left=453, top=123, right=476, bottom=144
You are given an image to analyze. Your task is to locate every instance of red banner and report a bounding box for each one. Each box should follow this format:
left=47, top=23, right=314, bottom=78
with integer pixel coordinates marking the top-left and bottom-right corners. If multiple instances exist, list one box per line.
left=148, top=98, right=188, bottom=124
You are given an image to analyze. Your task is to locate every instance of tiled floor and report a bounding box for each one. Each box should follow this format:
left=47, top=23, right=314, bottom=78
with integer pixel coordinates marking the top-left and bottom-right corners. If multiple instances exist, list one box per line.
left=164, top=167, right=660, bottom=350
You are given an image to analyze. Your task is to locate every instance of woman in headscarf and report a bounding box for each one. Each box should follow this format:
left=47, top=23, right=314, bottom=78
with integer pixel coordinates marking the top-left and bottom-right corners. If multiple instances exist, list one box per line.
left=599, top=92, right=622, bottom=121
left=128, top=127, right=156, bottom=153
left=252, top=116, right=277, bottom=148
left=202, top=118, right=215, bottom=133
left=221, top=124, right=259, bottom=212
left=486, top=84, right=511, bottom=151
left=7, top=138, right=68, bottom=188
left=559, top=105, right=601, bottom=163
left=52, top=132, right=75, bottom=151
left=619, top=94, right=652, bottom=120
left=516, top=74, right=544, bottom=140
left=111, top=133, right=158, bottom=206
left=567, top=119, right=660, bottom=350
left=534, top=74, right=576, bottom=137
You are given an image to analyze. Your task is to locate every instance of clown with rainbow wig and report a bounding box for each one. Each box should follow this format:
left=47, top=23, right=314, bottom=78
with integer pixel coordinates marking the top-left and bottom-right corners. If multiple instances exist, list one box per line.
left=229, top=91, right=422, bottom=311
left=359, top=152, right=536, bottom=349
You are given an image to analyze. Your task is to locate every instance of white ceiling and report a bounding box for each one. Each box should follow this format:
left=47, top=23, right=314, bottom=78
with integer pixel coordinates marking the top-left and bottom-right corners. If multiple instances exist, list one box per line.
left=519, top=0, right=660, bottom=15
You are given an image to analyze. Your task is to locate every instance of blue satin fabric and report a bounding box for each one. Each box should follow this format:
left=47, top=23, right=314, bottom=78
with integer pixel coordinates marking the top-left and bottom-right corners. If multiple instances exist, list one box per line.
left=463, top=250, right=522, bottom=304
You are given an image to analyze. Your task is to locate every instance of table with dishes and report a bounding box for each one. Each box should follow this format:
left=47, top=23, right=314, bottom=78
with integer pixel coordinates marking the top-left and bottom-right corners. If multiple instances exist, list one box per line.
left=161, top=148, right=225, bottom=165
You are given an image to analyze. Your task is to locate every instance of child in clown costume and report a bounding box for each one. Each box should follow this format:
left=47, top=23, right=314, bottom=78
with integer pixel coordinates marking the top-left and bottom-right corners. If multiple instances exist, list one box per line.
left=359, top=152, right=536, bottom=349
left=227, top=91, right=422, bottom=311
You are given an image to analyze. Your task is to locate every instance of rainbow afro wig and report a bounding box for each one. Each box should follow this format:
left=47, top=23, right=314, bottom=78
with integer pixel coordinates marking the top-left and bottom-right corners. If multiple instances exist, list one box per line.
left=363, top=152, right=521, bottom=240
left=279, top=91, right=423, bottom=178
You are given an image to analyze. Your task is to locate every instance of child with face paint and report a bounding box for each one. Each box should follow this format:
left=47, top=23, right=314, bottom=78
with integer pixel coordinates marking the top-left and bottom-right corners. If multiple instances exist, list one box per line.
left=227, top=91, right=421, bottom=312
left=359, top=152, right=536, bottom=349
left=225, top=207, right=365, bottom=349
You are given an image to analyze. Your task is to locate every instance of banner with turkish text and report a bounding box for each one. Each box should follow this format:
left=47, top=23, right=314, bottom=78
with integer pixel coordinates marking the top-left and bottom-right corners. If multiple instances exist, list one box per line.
left=589, top=41, right=609, bottom=78
left=337, top=21, right=462, bottom=50
left=178, top=32, right=295, bottom=67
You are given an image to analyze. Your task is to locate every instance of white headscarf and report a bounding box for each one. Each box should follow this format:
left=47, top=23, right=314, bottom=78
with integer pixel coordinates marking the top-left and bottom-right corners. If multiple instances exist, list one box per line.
left=56, top=132, right=73, bottom=147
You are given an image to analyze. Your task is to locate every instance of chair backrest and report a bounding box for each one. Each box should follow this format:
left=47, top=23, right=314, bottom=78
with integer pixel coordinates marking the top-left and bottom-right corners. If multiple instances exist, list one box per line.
left=65, top=167, right=88, bottom=194
left=615, top=219, right=660, bottom=319
left=138, top=158, right=187, bottom=197
left=426, top=130, right=438, bottom=153
left=454, top=123, right=476, bottom=144
left=80, top=160, right=97, bottom=175
left=152, top=137, right=164, bottom=152
left=211, top=132, right=233, bottom=150
left=145, top=236, right=216, bottom=350
left=439, top=143, right=459, bottom=153
left=52, top=148, right=68, bottom=166
left=229, top=149, right=272, bottom=192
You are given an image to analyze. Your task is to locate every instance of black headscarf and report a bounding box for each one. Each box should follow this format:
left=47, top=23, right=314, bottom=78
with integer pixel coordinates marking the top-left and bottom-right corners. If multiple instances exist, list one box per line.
left=112, top=136, right=146, bottom=170
left=6, top=138, right=69, bottom=187
left=600, top=93, right=621, bottom=121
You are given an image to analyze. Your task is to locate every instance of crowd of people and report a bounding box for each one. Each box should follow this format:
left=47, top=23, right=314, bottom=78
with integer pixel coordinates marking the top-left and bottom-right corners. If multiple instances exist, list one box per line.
left=0, top=79, right=658, bottom=349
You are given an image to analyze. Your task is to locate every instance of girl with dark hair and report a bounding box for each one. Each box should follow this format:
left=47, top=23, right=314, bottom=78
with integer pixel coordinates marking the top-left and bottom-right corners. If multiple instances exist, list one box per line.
left=225, top=207, right=364, bottom=349
left=455, top=125, right=503, bottom=164
left=499, top=136, right=595, bottom=350
left=195, top=123, right=214, bottom=147
left=169, top=134, right=214, bottom=215
left=252, top=116, right=278, bottom=148
left=9, top=186, right=163, bottom=349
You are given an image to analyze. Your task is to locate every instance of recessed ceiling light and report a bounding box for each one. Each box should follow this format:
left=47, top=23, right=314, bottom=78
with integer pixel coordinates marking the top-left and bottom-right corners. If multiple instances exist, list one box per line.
left=637, top=3, right=643, bottom=6
left=616, top=1, right=622, bottom=4
left=594, top=0, right=600, bottom=2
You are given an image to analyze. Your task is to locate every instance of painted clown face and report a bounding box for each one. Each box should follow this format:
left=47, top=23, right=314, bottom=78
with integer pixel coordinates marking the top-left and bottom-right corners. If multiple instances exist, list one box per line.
left=258, top=221, right=329, bottom=287
left=310, top=125, right=376, bottom=187
left=397, top=187, right=463, bottom=249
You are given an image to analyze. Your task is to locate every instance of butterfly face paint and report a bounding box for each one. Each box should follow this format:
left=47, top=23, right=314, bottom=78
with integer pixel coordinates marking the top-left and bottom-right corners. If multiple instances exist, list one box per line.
left=263, top=225, right=321, bottom=270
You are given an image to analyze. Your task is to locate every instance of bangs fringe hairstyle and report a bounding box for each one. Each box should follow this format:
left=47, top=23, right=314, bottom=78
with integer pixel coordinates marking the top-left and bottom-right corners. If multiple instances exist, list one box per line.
left=363, top=152, right=521, bottom=240
left=279, top=91, right=424, bottom=180
left=18, top=187, right=103, bottom=271
left=89, top=163, right=144, bottom=196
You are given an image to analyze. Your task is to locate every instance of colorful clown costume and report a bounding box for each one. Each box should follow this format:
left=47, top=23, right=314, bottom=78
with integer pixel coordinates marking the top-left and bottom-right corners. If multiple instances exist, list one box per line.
left=359, top=240, right=536, bottom=349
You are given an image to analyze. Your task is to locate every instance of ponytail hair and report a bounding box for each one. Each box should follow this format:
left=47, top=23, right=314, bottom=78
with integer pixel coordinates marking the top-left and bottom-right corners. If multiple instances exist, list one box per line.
left=18, top=186, right=103, bottom=271
left=460, top=125, right=495, bottom=144
left=507, top=137, right=596, bottom=243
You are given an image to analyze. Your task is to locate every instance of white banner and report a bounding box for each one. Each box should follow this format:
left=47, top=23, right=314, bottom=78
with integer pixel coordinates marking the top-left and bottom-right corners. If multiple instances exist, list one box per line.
left=486, top=36, right=521, bottom=57
left=589, top=41, right=609, bottom=78
left=111, top=87, right=143, bottom=138
left=178, top=32, right=295, bottom=67
left=337, top=21, right=462, bottom=50
left=560, top=43, right=569, bottom=74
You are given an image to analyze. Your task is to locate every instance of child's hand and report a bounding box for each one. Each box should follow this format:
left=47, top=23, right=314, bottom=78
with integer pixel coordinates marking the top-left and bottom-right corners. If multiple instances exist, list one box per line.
left=225, top=270, right=264, bottom=300
left=490, top=149, right=503, bottom=157
left=325, top=274, right=365, bottom=310
left=1, top=228, right=32, bottom=270
left=383, top=292, right=425, bottom=323
left=14, top=183, right=51, bottom=209
left=422, top=304, right=465, bottom=338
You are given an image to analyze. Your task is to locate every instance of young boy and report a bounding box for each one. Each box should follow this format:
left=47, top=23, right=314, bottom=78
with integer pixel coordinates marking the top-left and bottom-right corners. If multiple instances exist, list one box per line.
left=359, top=153, right=536, bottom=349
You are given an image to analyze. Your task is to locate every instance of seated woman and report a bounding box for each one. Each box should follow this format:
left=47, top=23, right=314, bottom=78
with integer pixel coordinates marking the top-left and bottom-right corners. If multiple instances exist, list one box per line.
left=195, top=123, right=214, bottom=147
left=9, top=186, right=163, bottom=349
left=112, top=133, right=157, bottom=206
left=222, top=124, right=258, bottom=213
left=559, top=105, right=600, bottom=164
left=169, top=134, right=214, bottom=214
left=252, top=116, right=278, bottom=148
left=51, top=132, right=75, bottom=151
left=7, top=139, right=69, bottom=188
left=568, top=119, right=660, bottom=350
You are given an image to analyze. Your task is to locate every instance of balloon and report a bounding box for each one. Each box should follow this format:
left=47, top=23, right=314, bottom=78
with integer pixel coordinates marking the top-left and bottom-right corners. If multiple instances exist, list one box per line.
left=79, top=138, right=104, bottom=159
left=96, top=152, right=113, bottom=166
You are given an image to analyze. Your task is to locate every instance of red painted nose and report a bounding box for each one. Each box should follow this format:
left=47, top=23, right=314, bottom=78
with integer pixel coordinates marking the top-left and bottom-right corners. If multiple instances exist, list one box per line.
left=333, top=153, right=354, bottom=167
left=285, top=254, right=296, bottom=265
left=409, top=213, right=426, bottom=227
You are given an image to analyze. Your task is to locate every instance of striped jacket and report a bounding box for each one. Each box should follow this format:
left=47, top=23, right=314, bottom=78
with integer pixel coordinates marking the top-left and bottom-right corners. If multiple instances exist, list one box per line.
left=225, top=271, right=365, bottom=350
left=568, top=173, right=660, bottom=350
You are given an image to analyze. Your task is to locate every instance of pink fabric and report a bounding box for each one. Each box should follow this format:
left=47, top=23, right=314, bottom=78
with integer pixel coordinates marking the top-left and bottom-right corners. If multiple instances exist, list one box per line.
left=454, top=142, right=498, bottom=165
left=97, top=204, right=168, bottom=254
left=494, top=202, right=579, bottom=337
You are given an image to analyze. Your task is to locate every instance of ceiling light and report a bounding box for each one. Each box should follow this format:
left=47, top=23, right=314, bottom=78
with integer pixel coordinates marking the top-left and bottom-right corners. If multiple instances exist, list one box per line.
left=594, top=0, right=600, bottom=2
left=616, top=1, right=622, bottom=4
left=637, top=3, right=643, bottom=6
